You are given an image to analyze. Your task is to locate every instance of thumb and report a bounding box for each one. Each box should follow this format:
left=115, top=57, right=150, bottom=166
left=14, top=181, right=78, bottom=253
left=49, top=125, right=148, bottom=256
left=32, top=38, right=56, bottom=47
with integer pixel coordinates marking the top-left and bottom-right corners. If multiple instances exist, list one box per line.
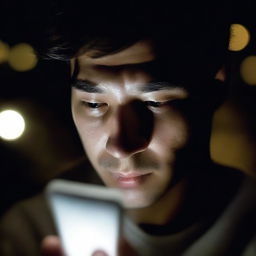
left=41, top=235, right=64, bottom=256
left=92, top=250, right=109, bottom=256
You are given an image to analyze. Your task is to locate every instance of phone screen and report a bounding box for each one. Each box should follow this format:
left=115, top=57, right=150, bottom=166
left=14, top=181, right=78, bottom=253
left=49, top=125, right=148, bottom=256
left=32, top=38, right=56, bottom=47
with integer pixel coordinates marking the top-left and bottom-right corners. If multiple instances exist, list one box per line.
left=46, top=180, right=123, bottom=256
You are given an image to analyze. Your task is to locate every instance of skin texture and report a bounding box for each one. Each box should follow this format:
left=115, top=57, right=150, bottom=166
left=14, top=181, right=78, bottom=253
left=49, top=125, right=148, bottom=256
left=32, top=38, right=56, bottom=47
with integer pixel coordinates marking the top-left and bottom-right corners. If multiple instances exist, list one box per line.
left=41, top=236, right=63, bottom=256
left=42, top=40, right=225, bottom=255
left=71, top=40, right=224, bottom=217
left=71, top=40, right=190, bottom=210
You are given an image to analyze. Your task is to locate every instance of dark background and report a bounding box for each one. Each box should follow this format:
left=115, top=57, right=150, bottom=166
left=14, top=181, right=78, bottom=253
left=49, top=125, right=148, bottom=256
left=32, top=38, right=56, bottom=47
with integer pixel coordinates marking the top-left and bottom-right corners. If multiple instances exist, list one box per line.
left=0, top=1, right=255, bottom=216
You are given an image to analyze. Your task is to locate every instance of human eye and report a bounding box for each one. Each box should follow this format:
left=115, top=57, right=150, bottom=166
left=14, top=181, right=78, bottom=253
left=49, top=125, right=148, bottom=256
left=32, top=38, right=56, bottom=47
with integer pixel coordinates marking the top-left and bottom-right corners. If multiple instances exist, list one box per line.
left=144, top=99, right=183, bottom=113
left=81, top=101, right=108, bottom=116
left=144, top=100, right=171, bottom=113
left=82, top=102, right=107, bottom=109
left=144, top=101, right=166, bottom=108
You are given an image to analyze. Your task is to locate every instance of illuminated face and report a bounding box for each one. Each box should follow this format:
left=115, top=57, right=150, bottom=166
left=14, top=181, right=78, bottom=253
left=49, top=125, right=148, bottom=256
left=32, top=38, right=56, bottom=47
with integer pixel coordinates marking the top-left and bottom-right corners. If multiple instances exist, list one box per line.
left=71, top=40, right=200, bottom=208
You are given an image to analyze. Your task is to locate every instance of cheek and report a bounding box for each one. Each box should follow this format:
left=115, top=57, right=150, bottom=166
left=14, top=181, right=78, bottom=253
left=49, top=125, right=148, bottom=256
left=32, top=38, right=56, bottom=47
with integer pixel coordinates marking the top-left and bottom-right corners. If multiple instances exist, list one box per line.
left=152, top=111, right=189, bottom=153
left=72, top=103, right=107, bottom=158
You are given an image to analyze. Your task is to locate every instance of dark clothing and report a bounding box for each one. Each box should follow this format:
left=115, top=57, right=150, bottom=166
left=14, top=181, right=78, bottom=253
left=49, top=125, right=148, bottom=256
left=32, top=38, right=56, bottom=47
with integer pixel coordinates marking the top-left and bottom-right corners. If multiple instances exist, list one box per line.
left=0, top=161, right=255, bottom=256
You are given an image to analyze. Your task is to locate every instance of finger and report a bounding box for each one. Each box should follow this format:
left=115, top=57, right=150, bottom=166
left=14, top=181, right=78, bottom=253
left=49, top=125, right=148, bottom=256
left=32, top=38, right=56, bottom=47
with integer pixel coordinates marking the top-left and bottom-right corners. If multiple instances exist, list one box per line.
left=41, top=235, right=64, bottom=256
left=92, top=249, right=109, bottom=256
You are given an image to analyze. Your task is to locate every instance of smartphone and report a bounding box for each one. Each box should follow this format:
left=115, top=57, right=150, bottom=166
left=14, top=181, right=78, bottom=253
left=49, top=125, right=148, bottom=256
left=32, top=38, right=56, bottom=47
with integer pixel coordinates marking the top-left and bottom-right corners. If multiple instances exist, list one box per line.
left=46, top=179, right=123, bottom=256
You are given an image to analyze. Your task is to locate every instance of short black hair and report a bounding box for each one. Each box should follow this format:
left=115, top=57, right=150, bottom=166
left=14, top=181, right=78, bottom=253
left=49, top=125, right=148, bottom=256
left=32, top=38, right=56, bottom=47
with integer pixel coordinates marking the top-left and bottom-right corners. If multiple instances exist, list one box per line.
left=30, top=0, right=232, bottom=74
left=26, top=0, right=234, bottom=104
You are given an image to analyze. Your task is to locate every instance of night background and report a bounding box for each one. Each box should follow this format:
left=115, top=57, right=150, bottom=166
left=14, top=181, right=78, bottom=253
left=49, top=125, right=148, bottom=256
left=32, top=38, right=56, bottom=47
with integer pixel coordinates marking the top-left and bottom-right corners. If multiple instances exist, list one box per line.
left=0, top=0, right=255, bottom=216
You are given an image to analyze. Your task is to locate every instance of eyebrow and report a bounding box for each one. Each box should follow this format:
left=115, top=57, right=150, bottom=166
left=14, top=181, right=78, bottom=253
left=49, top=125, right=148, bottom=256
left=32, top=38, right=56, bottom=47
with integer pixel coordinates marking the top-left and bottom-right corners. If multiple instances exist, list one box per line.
left=71, top=79, right=104, bottom=93
left=71, top=79, right=183, bottom=94
left=140, top=81, right=182, bottom=93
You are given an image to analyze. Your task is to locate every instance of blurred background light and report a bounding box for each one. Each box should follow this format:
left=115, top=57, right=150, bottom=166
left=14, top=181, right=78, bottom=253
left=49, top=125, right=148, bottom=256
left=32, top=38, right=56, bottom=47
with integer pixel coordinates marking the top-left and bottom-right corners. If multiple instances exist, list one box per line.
left=0, top=109, right=25, bottom=140
left=211, top=101, right=255, bottom=176
left=8, top=43, right=38, bottom=72
left=240, top=55, right=256, bottom=85
left=229, top=24, right=250, bottom=51
left=0, top=41, right=10, bottom=64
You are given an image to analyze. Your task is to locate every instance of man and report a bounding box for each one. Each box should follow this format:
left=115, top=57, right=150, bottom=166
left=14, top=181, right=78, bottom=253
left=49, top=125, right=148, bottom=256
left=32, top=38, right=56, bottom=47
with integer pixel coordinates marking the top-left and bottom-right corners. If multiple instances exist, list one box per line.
left=1, top=1, right=256, bottom=255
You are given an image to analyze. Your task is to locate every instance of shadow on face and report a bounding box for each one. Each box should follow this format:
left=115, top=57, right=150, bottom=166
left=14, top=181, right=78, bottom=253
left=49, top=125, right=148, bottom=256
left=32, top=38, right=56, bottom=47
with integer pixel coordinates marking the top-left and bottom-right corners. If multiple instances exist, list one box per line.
left=70, top=40, right=226, bottom=208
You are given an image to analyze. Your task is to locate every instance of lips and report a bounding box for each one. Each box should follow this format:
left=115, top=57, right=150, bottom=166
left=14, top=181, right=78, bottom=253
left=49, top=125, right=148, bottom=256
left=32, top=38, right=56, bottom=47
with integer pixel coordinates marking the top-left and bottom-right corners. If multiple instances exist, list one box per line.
left=111, top=172, right=152, bottom=188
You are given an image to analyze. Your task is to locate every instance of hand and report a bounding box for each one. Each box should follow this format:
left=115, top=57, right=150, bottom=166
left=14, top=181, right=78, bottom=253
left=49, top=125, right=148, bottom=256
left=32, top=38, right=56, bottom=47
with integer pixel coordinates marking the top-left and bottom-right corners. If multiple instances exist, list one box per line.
left=41, top=235, right=109, bottom=256
left=41, top=235, right=137, bottom=256
left=41, top=236, right=63, bottom=256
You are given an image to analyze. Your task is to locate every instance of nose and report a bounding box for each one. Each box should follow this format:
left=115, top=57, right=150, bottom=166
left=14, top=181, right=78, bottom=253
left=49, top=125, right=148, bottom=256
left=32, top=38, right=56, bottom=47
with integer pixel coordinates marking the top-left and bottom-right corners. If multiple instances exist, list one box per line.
left=106, top=100, right=154, bottom=158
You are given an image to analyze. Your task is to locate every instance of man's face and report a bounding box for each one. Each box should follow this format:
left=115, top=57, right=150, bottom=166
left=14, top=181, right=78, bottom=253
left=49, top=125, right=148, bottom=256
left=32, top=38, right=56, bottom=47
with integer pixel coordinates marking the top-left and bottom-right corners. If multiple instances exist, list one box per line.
left=71, top=40, right=193, bottom=208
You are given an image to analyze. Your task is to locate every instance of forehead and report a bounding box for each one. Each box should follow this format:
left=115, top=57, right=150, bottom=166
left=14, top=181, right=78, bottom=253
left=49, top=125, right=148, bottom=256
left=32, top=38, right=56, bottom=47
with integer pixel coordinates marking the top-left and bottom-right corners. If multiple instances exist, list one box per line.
left=71, top=39, right=220, bottom=95
left=72, top=40, right=184, bottom=86
left=71, top=40, right=190, bottom=95
left=76, top=40, right=156, bottom=67
left=72, top=40, right=166, bottom=86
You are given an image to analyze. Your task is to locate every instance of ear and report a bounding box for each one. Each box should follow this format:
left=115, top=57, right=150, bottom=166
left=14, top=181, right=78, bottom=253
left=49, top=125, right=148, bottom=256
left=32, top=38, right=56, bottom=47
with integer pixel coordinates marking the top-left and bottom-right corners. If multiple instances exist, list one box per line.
left=207, top=67, right=228, bottom=111
left=214, top=67, right=226, bottom=82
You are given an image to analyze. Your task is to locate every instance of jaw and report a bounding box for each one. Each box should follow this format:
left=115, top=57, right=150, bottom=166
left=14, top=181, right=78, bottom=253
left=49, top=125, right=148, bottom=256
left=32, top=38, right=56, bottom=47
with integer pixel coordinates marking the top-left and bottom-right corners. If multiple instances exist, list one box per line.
left=125, top=177, right=188, bottom=225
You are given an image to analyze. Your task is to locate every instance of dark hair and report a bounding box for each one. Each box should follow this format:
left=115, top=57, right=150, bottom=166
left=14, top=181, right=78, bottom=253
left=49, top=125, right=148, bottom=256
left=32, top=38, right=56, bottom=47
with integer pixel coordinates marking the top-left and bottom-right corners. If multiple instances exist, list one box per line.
left=30, top=0, right=232, bottom=74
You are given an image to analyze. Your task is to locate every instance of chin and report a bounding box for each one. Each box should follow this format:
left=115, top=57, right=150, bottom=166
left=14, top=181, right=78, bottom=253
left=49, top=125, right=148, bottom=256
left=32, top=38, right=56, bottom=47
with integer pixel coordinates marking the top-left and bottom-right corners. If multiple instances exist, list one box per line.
left=123, top=201, right=149, bottom=209
left=121, top=190, right=156, bottom=209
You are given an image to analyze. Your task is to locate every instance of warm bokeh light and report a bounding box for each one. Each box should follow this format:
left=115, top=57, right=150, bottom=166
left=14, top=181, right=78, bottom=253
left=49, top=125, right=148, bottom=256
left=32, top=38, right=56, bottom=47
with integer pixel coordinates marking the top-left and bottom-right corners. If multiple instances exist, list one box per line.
left=8, top=43, right=38, bottom=71
left=229, top=24, right=250, bottom=51
left=240, top=55, right=256, bottom=85
left=211, top=101, right=255, bottom=176
left=0, top=40, right=10, bottom=64
left=0, top=110, right=25, bottom=140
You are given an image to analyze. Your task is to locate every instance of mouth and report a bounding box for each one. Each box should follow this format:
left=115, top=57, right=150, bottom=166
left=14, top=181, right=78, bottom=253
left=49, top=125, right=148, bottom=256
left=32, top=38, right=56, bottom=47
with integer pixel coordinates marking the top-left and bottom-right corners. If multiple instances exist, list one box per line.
left=111, top=171, right=152, bottom=188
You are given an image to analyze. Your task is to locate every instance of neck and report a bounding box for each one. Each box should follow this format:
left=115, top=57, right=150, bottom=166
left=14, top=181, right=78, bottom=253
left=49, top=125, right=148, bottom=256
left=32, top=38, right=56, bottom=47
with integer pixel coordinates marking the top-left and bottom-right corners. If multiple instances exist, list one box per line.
left=126, top=177, right=189, bottom=226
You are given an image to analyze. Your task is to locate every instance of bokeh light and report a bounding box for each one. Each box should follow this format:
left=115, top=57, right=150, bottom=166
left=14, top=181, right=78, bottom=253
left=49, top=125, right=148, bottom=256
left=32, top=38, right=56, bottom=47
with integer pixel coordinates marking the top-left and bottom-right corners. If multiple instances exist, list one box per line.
left=0, top=110, right=25, bottom=140
left=240, top=55, right=256, bottom=85
left=211, top=101, right=254, bottom=176
left=229, top=24, right=250, bottom=51
left=0, top=41, right=10, bottom=64
left=8, top=43, right=38, bottom=72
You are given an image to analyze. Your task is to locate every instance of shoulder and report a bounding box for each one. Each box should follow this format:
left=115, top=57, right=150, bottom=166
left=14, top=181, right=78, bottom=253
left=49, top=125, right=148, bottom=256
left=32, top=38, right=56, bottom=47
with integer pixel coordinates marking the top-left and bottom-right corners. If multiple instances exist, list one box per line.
left=208, top=163, right=256, bottom=213
left=0, top=159, right=102, bottom=255
left=209, top=164, right=256, bottom=253
left=243, top=235, right=256, bottom=256
left=184, top=164, right=256, bottom=255
left=209, top=163, right=256, bottom=207
left=202, top=162, right=246, bottom=196
left=0, top=157, right=100, bottom=233
left=0, top=193, right=55, bottom=256
left=1, top=192, right=55, bottom=234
